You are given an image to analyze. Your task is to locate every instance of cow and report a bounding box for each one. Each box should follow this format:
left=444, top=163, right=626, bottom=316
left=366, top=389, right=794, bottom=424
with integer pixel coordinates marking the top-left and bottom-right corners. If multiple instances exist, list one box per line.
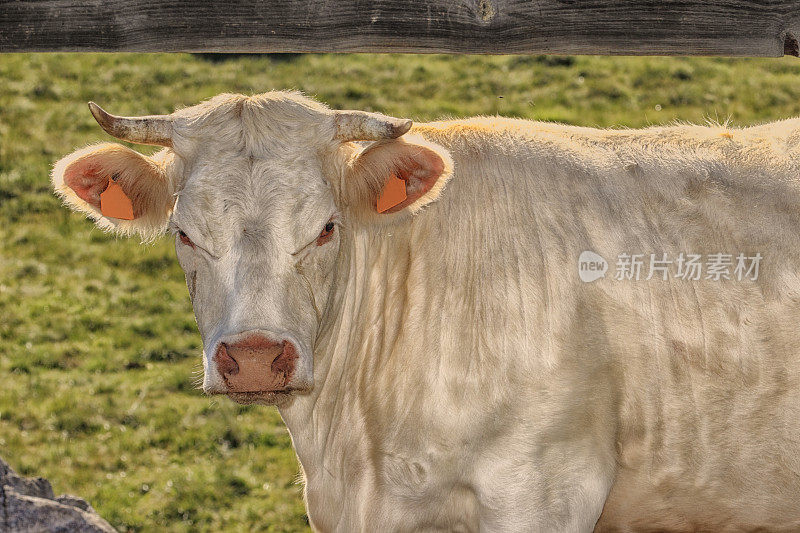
left=52, top=91, right=800, bottom=532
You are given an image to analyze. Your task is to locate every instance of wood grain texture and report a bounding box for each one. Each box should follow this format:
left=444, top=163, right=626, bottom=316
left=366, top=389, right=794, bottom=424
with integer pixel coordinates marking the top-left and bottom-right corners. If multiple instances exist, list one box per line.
left=2, top=0, right=800, bottom=56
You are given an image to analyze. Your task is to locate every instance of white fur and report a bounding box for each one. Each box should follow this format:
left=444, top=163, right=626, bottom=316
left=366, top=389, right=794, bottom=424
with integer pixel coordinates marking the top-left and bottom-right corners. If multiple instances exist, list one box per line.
left=53, top=92, right=800, bottom=531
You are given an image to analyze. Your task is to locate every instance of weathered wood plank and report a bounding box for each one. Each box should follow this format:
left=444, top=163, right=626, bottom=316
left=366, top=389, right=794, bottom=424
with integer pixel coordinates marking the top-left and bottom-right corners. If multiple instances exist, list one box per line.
left=1, top=0, right=799, bottom=56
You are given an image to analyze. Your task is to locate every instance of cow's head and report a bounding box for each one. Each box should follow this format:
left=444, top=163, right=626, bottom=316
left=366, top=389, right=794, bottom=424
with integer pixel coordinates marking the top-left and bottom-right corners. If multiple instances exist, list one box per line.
left=52, top=92, right=452, bottom=406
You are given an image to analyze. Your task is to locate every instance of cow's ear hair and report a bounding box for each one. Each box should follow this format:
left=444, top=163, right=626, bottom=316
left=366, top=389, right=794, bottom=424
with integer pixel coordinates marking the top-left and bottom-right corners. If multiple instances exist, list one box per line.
left=341, top=134, right=453, bottom=223
left=52, top=143, right=178, bottom=240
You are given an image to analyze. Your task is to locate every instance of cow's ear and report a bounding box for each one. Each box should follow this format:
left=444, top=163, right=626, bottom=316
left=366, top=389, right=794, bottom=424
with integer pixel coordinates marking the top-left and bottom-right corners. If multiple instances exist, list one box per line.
left=341, top=134, right=453, bottom=222
left=52, top=143, right=178, bottom=240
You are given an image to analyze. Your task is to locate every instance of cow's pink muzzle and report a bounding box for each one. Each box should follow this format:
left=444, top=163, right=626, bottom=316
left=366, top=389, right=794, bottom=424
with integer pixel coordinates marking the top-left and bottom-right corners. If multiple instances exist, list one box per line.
left=213, top=335, right=298, bottom=393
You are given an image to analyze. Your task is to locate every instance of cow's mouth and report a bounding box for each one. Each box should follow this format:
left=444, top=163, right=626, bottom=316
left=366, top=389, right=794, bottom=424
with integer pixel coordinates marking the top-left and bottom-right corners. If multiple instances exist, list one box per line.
left=226, top=388, right=309, bottom=406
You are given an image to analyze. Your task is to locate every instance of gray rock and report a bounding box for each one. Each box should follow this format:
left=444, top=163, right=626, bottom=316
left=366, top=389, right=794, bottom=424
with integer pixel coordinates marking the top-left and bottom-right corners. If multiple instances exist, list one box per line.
left=0, top=461, right=55, bottom=501
left=0, top=457, right=116, bottom=532
left=54, top=495, right=93, bottom=513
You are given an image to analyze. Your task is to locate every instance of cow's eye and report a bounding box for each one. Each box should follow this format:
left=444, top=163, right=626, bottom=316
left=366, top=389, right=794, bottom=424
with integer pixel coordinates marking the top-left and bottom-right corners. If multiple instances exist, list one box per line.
left=316, top=221, right=335, bottom=246
left=178, top=230, right=195, bottom=249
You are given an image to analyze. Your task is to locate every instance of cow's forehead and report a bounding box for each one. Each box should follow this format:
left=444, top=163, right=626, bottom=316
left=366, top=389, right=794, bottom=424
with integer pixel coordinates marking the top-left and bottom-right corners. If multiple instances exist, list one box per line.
left=181, top=146, right=332, bottom=207
left=171, top=92, right=337, bottom=207
left=172, top=147, right=335, bottom=254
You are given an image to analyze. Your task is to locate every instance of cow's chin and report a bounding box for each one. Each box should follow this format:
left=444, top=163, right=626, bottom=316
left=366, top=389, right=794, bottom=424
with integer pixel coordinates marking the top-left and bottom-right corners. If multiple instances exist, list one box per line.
left=226, top=388, right=308, bottom=407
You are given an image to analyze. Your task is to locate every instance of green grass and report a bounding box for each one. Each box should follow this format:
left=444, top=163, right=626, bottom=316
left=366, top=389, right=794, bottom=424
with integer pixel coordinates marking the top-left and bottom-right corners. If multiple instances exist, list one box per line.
left=2, top=52, right=800, bottom=531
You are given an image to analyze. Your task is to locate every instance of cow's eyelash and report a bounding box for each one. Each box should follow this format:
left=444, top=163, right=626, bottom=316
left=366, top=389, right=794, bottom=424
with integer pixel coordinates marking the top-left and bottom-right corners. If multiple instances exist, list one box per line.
left=170, top=224, right=220, bottom=259
left=170, top=224, right=194, bottom=246
left=178, top=230, right=195, bottom=248
left=291, top=217, right=339, bottom=258
left=168, top=223, right=183, bottom=236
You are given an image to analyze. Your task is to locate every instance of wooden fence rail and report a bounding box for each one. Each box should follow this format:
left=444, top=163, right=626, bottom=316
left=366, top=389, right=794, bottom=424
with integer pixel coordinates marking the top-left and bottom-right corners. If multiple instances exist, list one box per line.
left=2, top=0, right=800, bottom=56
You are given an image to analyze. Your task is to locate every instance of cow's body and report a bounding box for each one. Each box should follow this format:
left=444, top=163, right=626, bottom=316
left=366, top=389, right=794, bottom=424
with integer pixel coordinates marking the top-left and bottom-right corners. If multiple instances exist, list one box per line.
left=53, top=94, right=800, bottom=531
left=285, top=118, right=800, bottom=531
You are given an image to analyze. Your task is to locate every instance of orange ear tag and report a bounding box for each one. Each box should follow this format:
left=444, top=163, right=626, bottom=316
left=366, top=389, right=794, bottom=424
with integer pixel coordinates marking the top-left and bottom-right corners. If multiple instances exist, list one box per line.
left=100, top=178, right=135, bottom=220
left=376, top=173, right=407, bottom=213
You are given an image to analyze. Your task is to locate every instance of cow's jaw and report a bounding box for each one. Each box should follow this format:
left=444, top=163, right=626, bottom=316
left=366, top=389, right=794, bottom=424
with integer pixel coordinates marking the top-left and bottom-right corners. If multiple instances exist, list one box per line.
left=227, top=391, right=297, bottom=407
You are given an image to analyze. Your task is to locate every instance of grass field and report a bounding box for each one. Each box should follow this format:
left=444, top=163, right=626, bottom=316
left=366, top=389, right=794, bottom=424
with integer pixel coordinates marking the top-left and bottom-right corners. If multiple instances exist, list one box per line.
left=2, top=52, right=800, bottom=531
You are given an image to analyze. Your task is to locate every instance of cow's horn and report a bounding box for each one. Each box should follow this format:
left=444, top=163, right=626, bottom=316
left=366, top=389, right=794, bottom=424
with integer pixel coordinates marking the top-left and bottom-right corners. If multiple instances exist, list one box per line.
left=333, top=110, right=412, bottom=142
left=88, top=102, right=174, bottom=147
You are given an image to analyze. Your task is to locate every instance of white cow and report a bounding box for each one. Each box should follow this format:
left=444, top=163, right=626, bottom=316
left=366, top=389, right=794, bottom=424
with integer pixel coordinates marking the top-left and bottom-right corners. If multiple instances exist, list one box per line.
left=52, top=92, right=800, bottom=532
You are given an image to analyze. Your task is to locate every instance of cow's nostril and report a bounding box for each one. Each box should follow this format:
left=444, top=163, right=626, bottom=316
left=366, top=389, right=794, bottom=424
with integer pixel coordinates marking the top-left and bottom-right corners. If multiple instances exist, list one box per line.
left=271, top=342, right=295, bottom=375
left=215, top=344, right=239, bottom=377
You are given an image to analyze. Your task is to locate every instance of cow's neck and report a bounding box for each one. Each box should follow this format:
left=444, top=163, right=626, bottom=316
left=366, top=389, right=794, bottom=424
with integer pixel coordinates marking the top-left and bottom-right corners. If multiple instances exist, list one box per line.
left=277, top=222, right=410, bottom=490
